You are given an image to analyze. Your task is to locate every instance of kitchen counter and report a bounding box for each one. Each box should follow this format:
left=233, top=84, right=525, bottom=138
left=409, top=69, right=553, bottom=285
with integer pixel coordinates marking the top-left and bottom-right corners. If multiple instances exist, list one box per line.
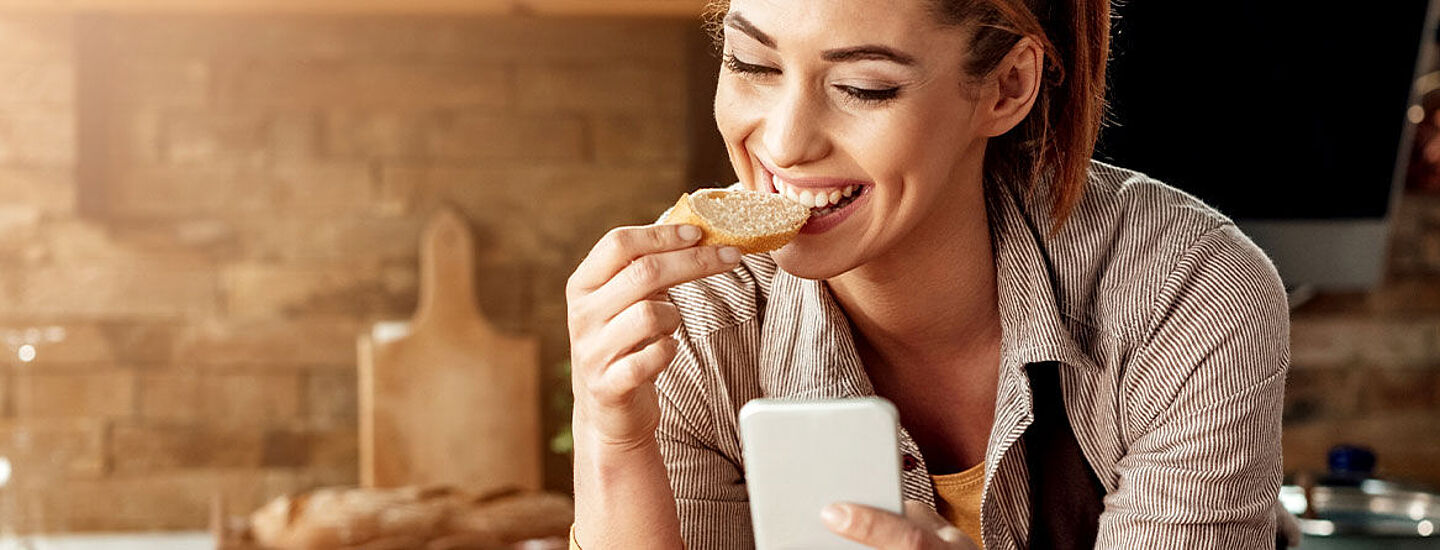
left=4, top=532, right=211, bottom=550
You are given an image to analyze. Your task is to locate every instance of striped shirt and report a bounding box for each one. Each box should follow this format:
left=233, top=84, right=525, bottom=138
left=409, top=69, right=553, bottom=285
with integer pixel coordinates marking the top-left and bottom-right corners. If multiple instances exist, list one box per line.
left=655, top=160, right=1290, bottom=549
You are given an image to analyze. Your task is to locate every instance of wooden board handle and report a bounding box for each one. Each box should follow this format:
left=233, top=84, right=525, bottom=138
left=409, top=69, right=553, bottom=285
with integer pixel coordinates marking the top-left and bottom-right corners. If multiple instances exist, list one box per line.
left=413, top=207, right=488, bottom=333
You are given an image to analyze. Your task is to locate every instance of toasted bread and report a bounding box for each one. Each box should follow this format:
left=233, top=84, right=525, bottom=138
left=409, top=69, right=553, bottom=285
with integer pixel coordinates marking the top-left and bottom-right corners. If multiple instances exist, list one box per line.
left=662, top=188, right=810, bottom=254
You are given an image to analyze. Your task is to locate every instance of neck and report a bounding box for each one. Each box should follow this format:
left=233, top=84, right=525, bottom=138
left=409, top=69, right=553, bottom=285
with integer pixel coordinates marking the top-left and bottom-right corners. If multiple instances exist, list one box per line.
left=828, top=168, right=1001, bottom=370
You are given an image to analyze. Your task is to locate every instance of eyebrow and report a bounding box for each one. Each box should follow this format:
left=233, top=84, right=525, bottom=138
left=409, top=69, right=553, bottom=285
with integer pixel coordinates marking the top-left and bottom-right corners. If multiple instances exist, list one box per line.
left=723, top=12, right=918, bottom=67
left=821, top=45, right=917, bottom=66
left=724, top=13, right=775, bottom=48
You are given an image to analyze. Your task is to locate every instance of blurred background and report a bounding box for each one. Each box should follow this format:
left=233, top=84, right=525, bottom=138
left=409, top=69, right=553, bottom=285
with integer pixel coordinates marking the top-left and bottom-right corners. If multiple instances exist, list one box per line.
left=0, top=0, right=1432, bottom=548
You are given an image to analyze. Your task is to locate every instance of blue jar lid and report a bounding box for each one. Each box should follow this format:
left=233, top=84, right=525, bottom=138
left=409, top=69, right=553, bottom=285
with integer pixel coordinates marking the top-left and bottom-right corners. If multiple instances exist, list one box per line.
left=1327, top=444, right=1377, bottom=478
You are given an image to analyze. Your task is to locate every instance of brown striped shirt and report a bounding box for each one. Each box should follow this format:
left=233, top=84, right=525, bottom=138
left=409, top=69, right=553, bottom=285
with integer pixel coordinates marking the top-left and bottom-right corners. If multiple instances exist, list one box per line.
left=655, top=160, right=1290, bottom=549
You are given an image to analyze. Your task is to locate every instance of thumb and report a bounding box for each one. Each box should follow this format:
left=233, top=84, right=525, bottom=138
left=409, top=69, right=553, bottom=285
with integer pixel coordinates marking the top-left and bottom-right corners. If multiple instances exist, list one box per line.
left=823, top=502, right=931, bottom=549
left=901, top=501, right=973, bottom=548
left=903, top=500, right=950, bottom=532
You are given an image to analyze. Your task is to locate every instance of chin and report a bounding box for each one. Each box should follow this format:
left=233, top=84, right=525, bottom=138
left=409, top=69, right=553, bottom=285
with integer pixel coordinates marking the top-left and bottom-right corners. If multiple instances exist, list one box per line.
left=765, top=190, right=880, bottom=281
left=769, top=241, right=857, bottom=281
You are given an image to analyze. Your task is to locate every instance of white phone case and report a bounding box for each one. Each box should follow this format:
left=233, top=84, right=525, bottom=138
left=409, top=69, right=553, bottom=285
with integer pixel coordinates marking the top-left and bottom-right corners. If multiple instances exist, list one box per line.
left=738, top=397, right=904, bottom=550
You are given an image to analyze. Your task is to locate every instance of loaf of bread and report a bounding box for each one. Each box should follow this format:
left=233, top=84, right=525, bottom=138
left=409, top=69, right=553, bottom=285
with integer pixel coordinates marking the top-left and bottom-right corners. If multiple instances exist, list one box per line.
left=661, top=188, right=809, bottom=254
left=248, top=485, right=572, bottom=550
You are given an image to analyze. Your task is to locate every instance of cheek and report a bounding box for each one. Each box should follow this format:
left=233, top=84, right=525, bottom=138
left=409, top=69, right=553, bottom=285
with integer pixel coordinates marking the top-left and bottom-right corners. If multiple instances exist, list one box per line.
left=859, top=99, right=976, bottom=180
left=713, top=80, right=757, bottom=145
left=837, top=110, right=948, bottom=182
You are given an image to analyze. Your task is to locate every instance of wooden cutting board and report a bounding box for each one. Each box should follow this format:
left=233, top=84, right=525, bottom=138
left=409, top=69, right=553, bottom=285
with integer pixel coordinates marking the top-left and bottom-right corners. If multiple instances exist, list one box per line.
left=358, top=208, right=542, bottom=492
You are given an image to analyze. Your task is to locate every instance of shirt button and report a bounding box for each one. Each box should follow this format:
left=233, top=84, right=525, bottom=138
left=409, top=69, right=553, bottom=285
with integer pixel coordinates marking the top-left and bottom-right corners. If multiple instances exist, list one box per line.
left=902, top=453, right=919, bottom=472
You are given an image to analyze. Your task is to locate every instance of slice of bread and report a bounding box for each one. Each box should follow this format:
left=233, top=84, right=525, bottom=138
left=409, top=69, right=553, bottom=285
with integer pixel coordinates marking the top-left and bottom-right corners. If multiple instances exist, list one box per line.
left=662, top=188, right=810, bottom=254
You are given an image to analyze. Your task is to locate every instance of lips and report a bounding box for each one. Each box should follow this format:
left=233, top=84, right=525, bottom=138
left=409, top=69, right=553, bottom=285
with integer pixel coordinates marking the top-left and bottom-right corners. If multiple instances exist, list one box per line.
left=758, top=164, right=870, bottom=211
left=757, top=162, right=872, bottom=235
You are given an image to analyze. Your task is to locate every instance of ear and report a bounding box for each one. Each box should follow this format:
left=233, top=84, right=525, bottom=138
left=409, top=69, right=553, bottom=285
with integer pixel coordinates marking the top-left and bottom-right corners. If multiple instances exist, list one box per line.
left=976, top=36, right=1044, bottom=138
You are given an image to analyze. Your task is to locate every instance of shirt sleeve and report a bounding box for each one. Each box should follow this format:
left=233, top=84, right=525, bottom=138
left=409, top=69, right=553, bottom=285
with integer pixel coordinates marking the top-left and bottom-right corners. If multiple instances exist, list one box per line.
left=1096, top=224, right=1290, bottom=548
left=653, top=324, right=755, bottom=550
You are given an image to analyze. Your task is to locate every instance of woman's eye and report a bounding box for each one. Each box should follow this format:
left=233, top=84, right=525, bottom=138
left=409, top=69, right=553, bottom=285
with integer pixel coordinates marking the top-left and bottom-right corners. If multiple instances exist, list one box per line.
left=721, top=52, right=900, bottom=106
left=836, top=85, right=901, bottom=104
left=722, top=53, right=780, bottom=76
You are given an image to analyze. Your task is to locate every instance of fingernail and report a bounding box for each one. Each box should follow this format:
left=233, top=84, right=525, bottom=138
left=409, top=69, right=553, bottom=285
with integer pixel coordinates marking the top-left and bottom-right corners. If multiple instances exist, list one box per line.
left=719, top=247, right=742, bottom=263
left=678, top=225, right=701, bottom=241
left=820, top=504, right=849, bottom=530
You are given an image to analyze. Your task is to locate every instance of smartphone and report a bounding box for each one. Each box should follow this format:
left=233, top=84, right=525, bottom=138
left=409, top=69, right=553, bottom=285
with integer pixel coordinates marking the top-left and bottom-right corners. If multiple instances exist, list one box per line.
left=738, top=397, right=904, bottom=550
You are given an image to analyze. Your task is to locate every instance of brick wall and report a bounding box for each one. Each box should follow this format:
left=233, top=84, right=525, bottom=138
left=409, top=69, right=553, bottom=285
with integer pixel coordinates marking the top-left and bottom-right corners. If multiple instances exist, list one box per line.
left=1, top=9, right=1438, bottom=536
left=0, top=14, right=697, bottom=532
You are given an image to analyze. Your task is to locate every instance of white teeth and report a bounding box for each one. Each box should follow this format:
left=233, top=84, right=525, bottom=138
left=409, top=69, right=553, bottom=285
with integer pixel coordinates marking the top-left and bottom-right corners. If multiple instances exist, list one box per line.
left=771, top=174, right=862, bottom=208
left=797, top=189, right=815, bottom=207
left=780, top=180, right=803, bottom=205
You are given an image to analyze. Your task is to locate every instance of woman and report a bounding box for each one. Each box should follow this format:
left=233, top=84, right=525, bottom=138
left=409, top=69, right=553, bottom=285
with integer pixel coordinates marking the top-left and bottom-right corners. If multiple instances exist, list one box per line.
left=566, top=0, right=1290, bottom=548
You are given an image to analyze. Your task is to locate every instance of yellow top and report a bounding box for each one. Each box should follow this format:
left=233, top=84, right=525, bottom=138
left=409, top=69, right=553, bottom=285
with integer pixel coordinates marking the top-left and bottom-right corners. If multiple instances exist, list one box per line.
left=932, top=461, right=986, bottom=549
left=568, top=462, right=989, bottom=550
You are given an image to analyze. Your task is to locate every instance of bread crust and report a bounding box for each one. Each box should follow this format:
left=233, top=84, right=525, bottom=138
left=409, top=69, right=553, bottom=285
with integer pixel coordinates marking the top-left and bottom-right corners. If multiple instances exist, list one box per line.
left=661, top=191, right=806, bottom=254
left=248, top=485, right=573, bottom=550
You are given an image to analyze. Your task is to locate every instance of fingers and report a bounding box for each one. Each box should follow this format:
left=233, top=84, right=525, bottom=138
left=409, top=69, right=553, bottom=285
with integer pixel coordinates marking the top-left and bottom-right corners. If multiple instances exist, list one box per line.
left=822, top=503, right=932, bottom=550
left=591, top=336, right=679, bottom=407
left=582, top=245, right=741, bottom=323
left=903, top=501, right=949, bottom=533
left=901, top=501, right=977, bottom=549
left=592, top=299, right=682, bottom=364
left=933, top=525, right=972, bottom=548
left=822, top=501, right=977, bottom=550
left=563, top=223, right=726, bottom=449
left=568, top=224, right=704, bottom=295
left=1275, top=501, right=1301, bottom=548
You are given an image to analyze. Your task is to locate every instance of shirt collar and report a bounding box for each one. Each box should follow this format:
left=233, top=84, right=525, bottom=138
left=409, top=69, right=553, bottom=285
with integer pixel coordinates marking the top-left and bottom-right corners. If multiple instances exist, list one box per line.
left=988, top=177, right=1101, bottom=372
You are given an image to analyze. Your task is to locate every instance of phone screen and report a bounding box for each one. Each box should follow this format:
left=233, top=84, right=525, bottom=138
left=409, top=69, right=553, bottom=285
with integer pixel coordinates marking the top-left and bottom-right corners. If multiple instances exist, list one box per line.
left=738, top=397, right=904, bottom=550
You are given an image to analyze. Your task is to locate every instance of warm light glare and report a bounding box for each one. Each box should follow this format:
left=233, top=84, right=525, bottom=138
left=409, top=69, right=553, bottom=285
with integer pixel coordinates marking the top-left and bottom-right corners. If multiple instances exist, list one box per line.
left=0, top=457, right=11, bottom=488
left=17, top=345, right=35, bottom=363
left=1421, top=520, right=1435, bottom=537
left=1412, top=105, right=1427, bottom=125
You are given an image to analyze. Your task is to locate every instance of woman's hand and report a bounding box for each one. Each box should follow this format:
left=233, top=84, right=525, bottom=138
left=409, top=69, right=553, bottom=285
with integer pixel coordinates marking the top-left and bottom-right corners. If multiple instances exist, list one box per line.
left=822, top=500, right=980, bottom=550
left=566, top=224, right=742, bottom=450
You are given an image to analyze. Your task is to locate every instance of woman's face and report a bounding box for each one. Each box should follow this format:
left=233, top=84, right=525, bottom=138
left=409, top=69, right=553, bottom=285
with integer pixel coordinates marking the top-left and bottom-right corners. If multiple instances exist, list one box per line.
left=715, top=0, right=994, bottom=280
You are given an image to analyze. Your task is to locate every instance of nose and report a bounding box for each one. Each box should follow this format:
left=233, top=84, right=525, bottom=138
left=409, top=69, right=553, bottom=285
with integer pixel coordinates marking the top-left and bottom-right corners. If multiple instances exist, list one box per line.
left=761, top=83, right=830, bottom=169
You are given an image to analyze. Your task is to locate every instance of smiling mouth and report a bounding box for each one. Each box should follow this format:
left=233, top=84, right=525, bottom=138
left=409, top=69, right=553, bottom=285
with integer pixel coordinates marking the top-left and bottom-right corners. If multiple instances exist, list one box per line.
left=760, top=167, right=870, bottom=217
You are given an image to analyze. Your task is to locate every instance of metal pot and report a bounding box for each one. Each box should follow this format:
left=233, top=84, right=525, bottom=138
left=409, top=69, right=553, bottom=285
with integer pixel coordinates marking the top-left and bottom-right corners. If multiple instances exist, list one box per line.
left=1280, top=480, right=1440, bottom=549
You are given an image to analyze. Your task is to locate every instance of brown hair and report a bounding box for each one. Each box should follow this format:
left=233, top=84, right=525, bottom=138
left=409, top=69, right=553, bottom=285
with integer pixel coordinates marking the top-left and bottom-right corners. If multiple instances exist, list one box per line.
left=703, top=0, right=1111, bottom=229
